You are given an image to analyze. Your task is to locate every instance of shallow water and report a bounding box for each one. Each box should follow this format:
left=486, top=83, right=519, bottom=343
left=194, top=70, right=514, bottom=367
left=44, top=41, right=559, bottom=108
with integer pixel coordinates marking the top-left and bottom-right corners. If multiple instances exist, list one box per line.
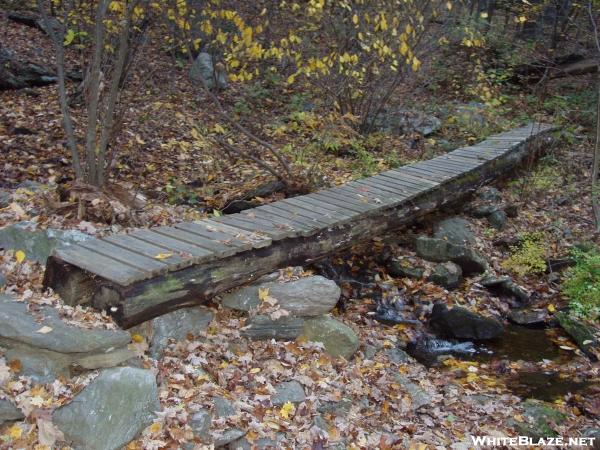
left=478, top=324, right=569, bottom=362
left=506, top=371, right=594, bottom=402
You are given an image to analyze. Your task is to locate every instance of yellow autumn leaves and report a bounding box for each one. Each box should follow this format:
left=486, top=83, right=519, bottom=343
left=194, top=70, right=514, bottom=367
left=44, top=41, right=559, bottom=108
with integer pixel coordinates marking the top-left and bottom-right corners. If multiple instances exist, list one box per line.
left=167, top=0, right=435, bottom=89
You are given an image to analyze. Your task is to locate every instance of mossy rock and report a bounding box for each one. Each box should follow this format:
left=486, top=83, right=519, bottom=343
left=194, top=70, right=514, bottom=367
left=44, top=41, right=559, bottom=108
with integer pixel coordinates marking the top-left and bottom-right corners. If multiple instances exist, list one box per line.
left=555, top=311, right=599, bottom=361
left=508, top=399, right=566, bottom=440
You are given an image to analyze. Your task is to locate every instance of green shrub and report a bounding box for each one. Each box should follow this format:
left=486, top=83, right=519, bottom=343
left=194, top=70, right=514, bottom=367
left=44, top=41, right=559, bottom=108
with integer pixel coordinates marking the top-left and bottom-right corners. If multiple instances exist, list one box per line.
left=502, top=233, right=547, bottom=276
left=562, top=248, right=600, bottom=319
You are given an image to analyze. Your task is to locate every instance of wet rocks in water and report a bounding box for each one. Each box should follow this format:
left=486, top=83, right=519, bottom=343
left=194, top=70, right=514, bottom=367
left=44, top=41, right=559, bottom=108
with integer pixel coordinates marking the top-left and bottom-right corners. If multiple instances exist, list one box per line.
left=387, top=259, right=424, bottom=279
left=508, top=399, right=566, bottom=440
left=222, top=276, right=340, bottom=317
left=300, top=315, right=359, bottom=359
left=433, top=217, right=476, bottom=246
left=415, top=237, right=488, bottom=274
left=0, top=294, right=133, bottom=382
left=241, top=315, right=305, bottom=341
left=132, top=306, right=213, bottom=359
left=407, top=336, right=476, bottom=366
left=428, top=261, right=462, bottom=289
left=430, top=303, right=503, bottom=340
left=271, top=381, right=306, bottom=406
left=373, top=297, right=418, bottom=326
left=480, top=275, right=529, bottom=306
left=555, top=312, right=599, bottom=361
left=0, top=399, right=24, bottom=425
left=53, top=367, right=160, bottom=450
left=508, top=308, right=548, bottom=326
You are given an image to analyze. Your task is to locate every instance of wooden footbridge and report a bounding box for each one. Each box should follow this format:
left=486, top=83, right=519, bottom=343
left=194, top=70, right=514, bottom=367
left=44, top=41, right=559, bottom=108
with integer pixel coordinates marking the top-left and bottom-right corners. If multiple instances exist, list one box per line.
left=44, top=123, right=555, bottom=327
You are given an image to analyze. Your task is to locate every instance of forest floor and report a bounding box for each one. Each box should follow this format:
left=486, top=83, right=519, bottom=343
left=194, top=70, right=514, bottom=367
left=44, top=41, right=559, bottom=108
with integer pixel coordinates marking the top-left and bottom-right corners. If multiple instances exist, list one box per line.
left=0, top=13, right=599, bottom=449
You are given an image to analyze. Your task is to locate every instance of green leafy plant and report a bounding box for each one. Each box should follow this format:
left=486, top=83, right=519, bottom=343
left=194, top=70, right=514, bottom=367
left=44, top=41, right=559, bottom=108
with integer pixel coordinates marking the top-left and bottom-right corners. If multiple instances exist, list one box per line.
left=562, top=248, right=600, bottom=319
left=502, top=232, right=547, bottom=276
left=165, top=178, right=200, bottom=206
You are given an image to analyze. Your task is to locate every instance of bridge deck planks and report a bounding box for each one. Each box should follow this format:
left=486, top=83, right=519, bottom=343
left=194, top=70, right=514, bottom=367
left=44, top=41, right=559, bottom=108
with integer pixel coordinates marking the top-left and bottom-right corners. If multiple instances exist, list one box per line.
left=44, top=123, right=555, bottom=326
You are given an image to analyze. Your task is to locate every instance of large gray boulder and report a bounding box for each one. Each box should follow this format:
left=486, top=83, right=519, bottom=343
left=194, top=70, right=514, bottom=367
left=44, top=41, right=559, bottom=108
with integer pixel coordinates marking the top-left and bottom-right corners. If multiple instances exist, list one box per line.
left=387, top=259, right=424, bottom=279
left=132, top=306, right=213, bottom=359
left=53, top=367, right=160, bottom=450
left=428, top=262, right=462, bottom=289
left=0, top=221, right=91, bottom=263
left=190, top=52, right=228, bottom=90
left=222, top=276, right=340, bottom=317
left=430, top=303, right=503, bottom=340
left=0, top=294, right=133, bottom=382
left=300, top=315, right=359, bottom=359
left=241, top=315, right=305, bottom=341
left=433, top=217, right=476, bottom=246
left=373, top=108, right=441, bottom=136
left=415, top=236, right=488, bottom=274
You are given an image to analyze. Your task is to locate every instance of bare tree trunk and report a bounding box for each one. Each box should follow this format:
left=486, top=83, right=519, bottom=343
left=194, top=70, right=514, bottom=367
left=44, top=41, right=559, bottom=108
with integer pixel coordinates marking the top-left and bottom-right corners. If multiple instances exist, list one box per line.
left=37, top=0, right=83, bottom=180
left=96, top=2, right=136, bottom=186
left=592, top=75, right=600, bottom=231
left=588, top=1, right=600, bottom=231
left=84, top=0, right=109, bottom=186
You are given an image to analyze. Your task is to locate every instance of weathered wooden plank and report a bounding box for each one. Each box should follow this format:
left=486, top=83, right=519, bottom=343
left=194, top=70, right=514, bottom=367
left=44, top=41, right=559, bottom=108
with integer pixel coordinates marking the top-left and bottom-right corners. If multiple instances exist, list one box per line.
left=309, top=191, right=376, bottom=215
left=78, top=239, right=169, bottom=274
left=130, top=229, right=215, bottom=262
left=433, top=154, right=486, bottom=168
left=376, top=172, right=432, bottom=192
left=200, top=219, right=273, bottom=248
left=386, top=169, right=441, bottom=189
left=356, top=178, right=411, bottom=197
left=174, top=222, right=253, bottom=251
left=337, top=183, right=403, bottom=204
left=449, top=148, right=499, bottom=161
left=274, top=199, right=342, bottom=226
left=53, top=245, right=147, bottom=285
left=423, top=159, right=477, bottom=175
left=415, top=160, right=461, bottom=176
left=103, top=234, right=192, bottom=270
left=284, top=196, right=356, bottom=224
left=368, top=174, right=424, bottom=197
left=477, top=140, right=517, bottom=149
left=409, top=160, right=458, bottom=176
left=245, top=205, right=321, bottom=237
left=349, top=182, right=409, bottom=203
left=400, top=165, right=453, bottom=182
left=152, top=227, right=238, bottom=258
left=231, top=210, right=299, bottom=235
left=43, top=123, right=556, bottom=326
left=216, top=214, right=293, bottom=241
